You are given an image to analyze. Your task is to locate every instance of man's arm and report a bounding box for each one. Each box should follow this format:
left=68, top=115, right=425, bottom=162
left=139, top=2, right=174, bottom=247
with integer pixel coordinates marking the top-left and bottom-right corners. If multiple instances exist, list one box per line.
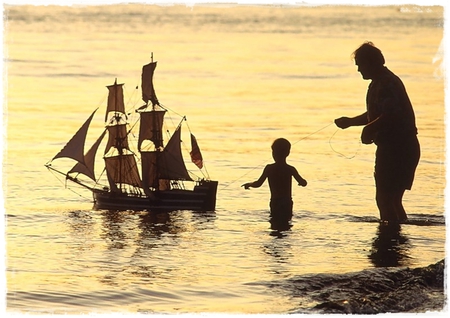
left=361, top=115, right=384, bottom=144
left=335, top=112, right=368, bottom=129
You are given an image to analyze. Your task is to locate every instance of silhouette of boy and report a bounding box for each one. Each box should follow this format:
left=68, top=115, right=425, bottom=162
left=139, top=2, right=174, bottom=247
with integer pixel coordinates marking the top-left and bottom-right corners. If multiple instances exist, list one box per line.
left=242, top=138, right=307, bottom=230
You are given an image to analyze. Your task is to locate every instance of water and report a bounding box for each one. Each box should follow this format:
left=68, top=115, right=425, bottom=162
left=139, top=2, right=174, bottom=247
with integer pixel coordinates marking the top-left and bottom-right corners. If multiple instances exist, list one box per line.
left=3, top=3, right=446, bottom=314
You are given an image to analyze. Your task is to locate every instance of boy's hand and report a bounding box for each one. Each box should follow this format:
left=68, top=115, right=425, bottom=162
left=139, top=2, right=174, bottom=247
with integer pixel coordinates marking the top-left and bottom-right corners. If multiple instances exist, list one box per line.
left=298, top=179, right=307, bottom=187
left=241, top=183, right=251, bottom=190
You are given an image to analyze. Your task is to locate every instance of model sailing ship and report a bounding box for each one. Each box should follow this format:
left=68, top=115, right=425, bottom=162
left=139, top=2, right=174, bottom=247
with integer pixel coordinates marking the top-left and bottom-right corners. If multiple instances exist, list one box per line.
left=45, top=56, right=218, bottom=212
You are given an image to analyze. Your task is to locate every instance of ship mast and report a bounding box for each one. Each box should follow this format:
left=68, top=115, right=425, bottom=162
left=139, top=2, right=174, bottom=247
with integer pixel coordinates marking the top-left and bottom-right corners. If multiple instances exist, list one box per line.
left=104, top=78, right=142, bottom=194
left=114, top=80, right=123, bottom=191
left=151, top=53, right=159, bottom=190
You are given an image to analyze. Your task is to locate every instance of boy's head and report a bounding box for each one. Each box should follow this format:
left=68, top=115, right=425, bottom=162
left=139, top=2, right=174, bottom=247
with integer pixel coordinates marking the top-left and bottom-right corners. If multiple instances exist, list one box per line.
left=272, top=138, right=291, bottom=161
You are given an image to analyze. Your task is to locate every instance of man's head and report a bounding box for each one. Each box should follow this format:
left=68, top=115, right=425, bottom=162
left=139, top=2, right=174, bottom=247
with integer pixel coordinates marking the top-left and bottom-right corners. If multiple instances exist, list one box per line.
left=352, top=42, right=385, bottom=79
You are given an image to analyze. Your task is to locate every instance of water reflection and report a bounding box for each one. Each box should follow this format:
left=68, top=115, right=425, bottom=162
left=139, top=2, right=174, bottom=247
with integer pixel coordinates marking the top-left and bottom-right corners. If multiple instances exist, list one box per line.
left=66, top=209, right=217, bottom=286
left=139, top=211, right=176, bottom=239
left=270, top=221, right=292, bottom=234
left=269, top=227, right=291, bottom=238
left=66, top=209, right=96, bottom=253
left=137, top=210, right=216, bottom=240
left=263, top=228, right=293, bottom=277
left=100, top=210, right=130, bottom=250
left=369, top=223, right=411, bottom=267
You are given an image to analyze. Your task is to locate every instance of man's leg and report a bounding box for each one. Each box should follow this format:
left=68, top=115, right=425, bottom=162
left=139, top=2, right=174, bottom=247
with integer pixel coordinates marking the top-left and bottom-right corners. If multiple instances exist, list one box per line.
left=393, top=188, right=407, bottom=221
left=376, top=188, right=396, bottom=222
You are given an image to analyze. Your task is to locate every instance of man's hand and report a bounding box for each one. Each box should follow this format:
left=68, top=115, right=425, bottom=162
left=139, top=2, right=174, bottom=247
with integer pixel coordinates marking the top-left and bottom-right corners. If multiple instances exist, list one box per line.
left=361, top=125, right=375, bottom=144
left=335, top=117, right=352, bottom=129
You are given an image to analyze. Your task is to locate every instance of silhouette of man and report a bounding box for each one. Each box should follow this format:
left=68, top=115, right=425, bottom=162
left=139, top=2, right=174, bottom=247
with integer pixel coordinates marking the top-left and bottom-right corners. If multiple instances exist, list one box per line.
left=335, top=42, right=420, bottom=223
left=242, top=138, right=307, bottom=230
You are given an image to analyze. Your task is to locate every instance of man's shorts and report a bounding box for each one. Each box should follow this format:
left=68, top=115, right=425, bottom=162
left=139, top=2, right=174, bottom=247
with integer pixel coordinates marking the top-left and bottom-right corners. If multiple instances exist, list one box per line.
left=375, top=135, right=420, bottom=191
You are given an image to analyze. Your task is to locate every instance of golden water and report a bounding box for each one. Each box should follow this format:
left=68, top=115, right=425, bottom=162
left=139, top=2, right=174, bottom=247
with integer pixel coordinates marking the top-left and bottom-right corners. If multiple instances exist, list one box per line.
left=3, top=4, right=446, bottom=314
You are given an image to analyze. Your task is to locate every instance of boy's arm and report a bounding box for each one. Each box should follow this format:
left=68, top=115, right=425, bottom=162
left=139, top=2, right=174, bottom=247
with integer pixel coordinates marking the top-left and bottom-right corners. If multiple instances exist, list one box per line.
left=242, top=166, right=268, bottom=189
left=292, top=167, right=307, bottom=187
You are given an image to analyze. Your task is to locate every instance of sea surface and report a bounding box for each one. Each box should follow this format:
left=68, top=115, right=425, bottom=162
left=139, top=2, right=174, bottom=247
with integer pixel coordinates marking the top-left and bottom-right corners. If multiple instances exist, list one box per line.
left=2, top=3, right=447, bottom=315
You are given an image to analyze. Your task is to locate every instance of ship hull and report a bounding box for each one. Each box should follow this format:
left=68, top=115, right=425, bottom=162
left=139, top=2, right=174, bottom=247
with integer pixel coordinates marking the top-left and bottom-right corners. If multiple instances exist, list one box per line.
left=93, top=180, right=218, bottom=212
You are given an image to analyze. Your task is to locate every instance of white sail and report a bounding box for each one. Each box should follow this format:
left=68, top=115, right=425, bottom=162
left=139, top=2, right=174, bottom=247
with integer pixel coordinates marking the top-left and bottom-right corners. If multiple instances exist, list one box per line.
left=52, top=109, right=97, bottom=164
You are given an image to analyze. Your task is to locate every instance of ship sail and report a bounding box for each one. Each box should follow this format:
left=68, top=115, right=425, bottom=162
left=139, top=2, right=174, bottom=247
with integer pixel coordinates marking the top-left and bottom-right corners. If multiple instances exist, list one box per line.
left=140, top=124, right=193, bottom=194
left=105, top=154, right=142, bottom=191
left=48, top=108, right=105, bottom=185
left=103, top=79, right=143, bottom=193
left=68, top=130, right=106, bottom=181
left=105, top=81, right=126, bottom=122
left=159, top=125, right=193, bottom=181
left=139, top=59, right=192, bottom=191
left=105, top=124, right=130, bottom=155
left=142, top=61, right=159, bottom=106
left=141, top=151, right=159, bottom=190
left=138, top=110, right=165, bottom=151
left=52, top=109, right=97, bottom=163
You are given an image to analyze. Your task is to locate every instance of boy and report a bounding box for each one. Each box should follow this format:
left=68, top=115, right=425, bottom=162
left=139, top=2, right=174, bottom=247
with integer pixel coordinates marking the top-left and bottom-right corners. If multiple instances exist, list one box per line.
left=242, top=138, right=307, bottom=230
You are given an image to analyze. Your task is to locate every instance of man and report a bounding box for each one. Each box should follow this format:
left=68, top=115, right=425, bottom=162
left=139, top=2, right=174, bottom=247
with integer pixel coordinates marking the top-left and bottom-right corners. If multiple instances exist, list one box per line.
left=335, top=42, right=420, bottom=223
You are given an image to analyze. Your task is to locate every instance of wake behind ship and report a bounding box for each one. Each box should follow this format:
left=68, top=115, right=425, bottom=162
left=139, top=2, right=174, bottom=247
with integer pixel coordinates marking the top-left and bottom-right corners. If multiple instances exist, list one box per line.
left=45, top=55, right=218, bottom=212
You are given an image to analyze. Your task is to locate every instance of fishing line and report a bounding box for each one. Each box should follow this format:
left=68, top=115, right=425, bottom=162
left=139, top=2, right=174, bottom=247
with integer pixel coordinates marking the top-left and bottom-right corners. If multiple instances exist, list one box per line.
left=222, top=122, right=336, bottom=189
left=328, top=128, right=361, bottom=159
left=291, top=122, right=335, bottom=147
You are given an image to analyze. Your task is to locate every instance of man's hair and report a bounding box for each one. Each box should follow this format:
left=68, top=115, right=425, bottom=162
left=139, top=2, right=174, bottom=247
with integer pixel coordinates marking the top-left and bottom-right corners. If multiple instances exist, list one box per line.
left=352, top=41, right=385, bottom=66
left=272, top=138, right=291, bottom=158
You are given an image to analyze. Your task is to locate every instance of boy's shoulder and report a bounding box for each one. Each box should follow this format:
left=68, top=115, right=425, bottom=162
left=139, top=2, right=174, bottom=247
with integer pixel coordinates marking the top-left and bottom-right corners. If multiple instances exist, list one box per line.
left=266, top=162, right=296, bottom=170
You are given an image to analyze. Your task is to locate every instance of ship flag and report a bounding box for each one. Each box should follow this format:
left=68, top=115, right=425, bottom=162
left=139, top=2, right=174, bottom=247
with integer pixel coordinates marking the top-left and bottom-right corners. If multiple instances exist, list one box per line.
left=190, top=133, right=203, bottom=169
